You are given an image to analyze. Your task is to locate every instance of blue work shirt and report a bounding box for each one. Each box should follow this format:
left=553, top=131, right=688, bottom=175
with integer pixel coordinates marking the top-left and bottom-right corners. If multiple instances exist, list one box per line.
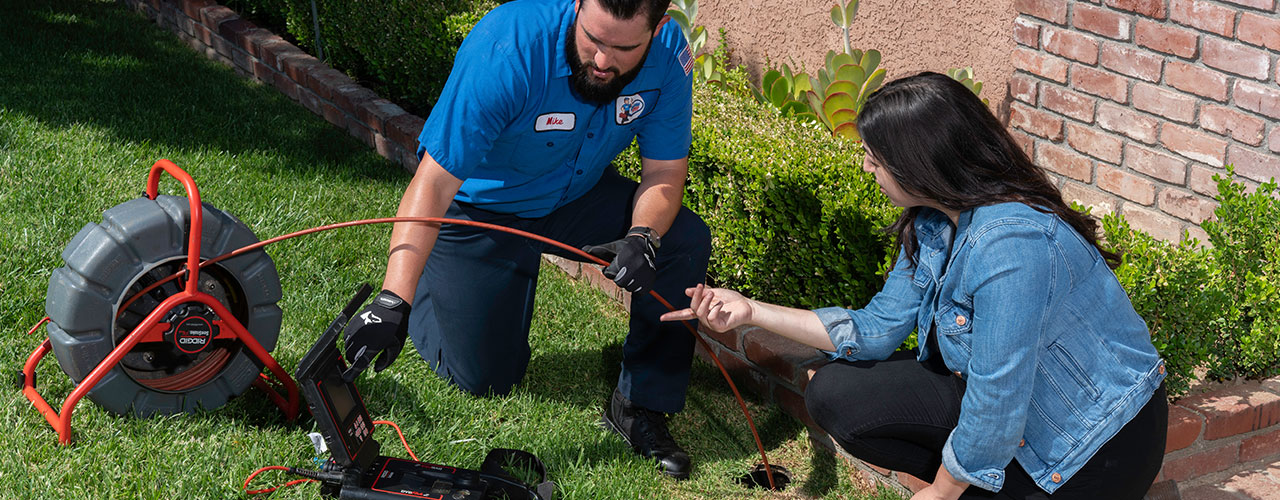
left=417, top=0, right=694, bottom=217
left=815, top=203, right=1165, bottom=494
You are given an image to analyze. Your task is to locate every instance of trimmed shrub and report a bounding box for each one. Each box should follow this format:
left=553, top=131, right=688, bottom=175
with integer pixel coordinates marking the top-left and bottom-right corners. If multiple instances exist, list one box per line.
left=223, top=0, right=497, bottom=116
left=618, top=71, right=900, bottom=310
left=1199, top=172, right=1280, bottom=382
left=1105, top=169, right=1280, bottom=399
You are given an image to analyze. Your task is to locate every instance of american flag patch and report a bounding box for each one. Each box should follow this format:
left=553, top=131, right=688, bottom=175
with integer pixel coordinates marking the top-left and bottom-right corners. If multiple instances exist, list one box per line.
left=677, top=45, right=693, bottom=76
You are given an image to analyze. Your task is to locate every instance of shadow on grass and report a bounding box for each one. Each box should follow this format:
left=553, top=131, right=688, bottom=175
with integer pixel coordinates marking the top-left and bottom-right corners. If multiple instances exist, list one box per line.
left=0, top=0, right=391, bottom=182
left=801, top=442, right=841, bottom=497
left=520, top=337, right=625, bottom=410
left=208, top=389, right=306, bottom=430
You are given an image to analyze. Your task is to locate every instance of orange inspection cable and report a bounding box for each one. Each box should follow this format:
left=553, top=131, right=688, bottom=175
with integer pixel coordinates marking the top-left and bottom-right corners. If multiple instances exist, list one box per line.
left=372, top=420, right=419, bottom=462
left=242, top=466, right=316, bottom=495
left=122, top=216, right=779, bottom=490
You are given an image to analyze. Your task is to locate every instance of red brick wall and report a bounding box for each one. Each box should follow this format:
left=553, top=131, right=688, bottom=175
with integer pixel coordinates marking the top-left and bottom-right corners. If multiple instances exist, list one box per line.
left=1009, top=0, right=1279, bottom=243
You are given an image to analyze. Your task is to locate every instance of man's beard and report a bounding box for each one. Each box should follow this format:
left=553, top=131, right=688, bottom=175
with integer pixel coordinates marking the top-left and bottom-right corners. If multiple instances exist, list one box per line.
left=566, top=25, right=649, bottom=105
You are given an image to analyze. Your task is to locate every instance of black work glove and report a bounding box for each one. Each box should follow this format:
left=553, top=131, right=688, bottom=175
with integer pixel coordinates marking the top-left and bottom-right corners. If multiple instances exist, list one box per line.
left=583, top=229, right=658, bottom=293
left=342, top=289, right=410, bottom=380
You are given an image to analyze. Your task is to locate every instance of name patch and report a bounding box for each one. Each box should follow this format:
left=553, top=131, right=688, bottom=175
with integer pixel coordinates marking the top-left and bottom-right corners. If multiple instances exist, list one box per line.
left=535, top=112, right=576, bottom=132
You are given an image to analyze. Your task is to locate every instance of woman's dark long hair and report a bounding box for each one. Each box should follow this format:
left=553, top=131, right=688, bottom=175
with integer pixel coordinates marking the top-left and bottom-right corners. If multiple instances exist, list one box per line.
left=857, top=71, right=1121, bottom=268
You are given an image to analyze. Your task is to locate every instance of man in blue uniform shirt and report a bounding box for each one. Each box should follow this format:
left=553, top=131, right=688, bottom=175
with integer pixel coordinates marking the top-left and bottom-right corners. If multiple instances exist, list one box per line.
left=341, top=0, right=711, bottom=479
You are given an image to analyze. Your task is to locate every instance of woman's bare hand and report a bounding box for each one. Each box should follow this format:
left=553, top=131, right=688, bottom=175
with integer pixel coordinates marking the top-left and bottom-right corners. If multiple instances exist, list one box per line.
left=659, top=283, right=754, bottom=332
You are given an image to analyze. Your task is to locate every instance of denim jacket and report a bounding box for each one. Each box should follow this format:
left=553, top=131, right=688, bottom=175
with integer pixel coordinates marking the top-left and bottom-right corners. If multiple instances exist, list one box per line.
left=814, top=203, right=1165, bottom=494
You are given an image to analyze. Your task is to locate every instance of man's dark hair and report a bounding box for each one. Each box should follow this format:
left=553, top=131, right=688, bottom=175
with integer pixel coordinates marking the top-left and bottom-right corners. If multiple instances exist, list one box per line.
left=588, top=0, right=671, bottom=30
left=858, top=71, right=1122, bottom=269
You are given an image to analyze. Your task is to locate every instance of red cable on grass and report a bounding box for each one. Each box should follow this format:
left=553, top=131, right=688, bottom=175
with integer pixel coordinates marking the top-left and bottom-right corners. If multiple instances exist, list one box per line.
left=89, top=216, right=777, bottom=490
left=242, top=465, right=316, bottom=495
left=374, top=420, right=419, bottom=462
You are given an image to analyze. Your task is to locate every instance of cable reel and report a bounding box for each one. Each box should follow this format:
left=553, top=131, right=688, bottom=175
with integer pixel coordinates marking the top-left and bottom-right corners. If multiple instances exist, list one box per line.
left=44, top=192, right=283, bottom=417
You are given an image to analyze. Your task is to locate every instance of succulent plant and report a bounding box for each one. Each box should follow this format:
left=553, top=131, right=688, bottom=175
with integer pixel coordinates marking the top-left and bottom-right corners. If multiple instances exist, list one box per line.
left=946, top=67, right=988, bottom=106
left=749, top=0, right=885, bottom=141
left=805, top=48, right=886, bottom=141
left=830, top=0, right=859, bottom=57
left=748, top=0, right=959, bottom=141
left=667, top=0, right=723, bottom=84
left=755, top=62, right=817, bottom=121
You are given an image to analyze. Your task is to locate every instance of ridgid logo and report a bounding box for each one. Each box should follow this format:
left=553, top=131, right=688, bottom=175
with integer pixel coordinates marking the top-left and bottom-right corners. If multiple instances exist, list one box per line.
left=535, top=112, right=576, bottom=131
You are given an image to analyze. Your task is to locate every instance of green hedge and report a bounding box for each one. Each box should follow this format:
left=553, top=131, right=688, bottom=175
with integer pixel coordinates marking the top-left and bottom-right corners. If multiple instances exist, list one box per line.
left=223, top=0, right=498, bottom=116
left=618, top=72, right=900, bottom=310
left=1104, top=170, right=1280, bottom=399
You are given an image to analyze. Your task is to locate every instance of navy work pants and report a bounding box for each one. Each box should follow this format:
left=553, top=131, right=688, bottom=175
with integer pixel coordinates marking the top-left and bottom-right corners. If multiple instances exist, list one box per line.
left=406, top=167, right=711, bottom=414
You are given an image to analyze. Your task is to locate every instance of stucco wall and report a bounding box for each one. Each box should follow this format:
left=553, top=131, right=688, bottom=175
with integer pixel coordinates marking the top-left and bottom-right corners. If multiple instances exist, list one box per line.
left=694, top=0, right=1018, bottom=118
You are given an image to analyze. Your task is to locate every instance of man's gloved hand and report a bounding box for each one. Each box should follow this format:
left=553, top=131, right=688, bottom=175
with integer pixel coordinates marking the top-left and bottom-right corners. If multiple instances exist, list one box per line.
left=583, top=227, right=658, bottom=293
left=342, top=289, right=411, bottom=380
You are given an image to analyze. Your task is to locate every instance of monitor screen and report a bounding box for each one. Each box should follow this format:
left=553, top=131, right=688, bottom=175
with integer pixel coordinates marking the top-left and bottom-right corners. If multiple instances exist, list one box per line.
left=294, top=283, right=379, bottom=469
left=317, top=368, right=372, bottom=459
left=323, top=374, right=358, bottom=420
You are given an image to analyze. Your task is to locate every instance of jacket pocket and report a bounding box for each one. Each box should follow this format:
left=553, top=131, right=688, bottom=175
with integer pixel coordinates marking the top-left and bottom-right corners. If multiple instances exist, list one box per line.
left=935, top=304, right=974, bottom=355
left=1047, top=341, right=1102, bottom=401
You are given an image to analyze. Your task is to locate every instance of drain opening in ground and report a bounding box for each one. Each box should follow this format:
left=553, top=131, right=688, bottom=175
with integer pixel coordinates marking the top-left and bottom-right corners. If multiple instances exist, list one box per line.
left=735, top=463, right=792, bottom=490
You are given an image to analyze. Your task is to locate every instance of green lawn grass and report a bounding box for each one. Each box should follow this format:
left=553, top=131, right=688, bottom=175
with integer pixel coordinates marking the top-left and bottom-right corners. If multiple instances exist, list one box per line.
left=0, top=1, right=900, bottom=498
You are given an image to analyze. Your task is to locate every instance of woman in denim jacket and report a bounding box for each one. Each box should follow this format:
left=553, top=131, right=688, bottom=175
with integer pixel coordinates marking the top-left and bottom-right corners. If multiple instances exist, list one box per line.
left=662, top=72, right=1168, bottom=499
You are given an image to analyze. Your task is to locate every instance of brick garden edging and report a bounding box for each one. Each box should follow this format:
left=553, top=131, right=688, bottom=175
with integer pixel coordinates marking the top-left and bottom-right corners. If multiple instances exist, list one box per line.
left=120, top=0, right=427, bottom=174
left=118, top=0, right=1280, bottom=495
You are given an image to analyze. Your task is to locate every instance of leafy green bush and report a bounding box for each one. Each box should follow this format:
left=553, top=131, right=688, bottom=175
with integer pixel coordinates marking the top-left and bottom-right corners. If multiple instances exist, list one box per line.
left=224, top=0, right=497, bottom=116
left=1199, top=170, right=1280, bottom=381
left=1103, top=215, right=1222, bottom=399
left=620, top=70, right=900, bottom=310
left=1104, top=168, right=1280, bottom=399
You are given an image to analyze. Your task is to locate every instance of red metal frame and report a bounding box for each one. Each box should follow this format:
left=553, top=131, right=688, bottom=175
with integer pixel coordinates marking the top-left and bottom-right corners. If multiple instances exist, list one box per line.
left=21, top=159, right=299, bottom=445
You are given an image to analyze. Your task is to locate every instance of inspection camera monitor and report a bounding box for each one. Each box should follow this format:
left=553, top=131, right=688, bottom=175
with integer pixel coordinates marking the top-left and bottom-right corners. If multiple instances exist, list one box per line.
left=295, top=284, right=552, bottom=500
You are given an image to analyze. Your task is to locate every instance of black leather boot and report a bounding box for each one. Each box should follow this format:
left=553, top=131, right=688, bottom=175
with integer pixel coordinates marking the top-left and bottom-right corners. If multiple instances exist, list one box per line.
left=600, top=387, right=692, bottom=480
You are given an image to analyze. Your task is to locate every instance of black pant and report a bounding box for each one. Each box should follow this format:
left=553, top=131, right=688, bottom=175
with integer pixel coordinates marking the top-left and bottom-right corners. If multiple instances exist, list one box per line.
left=804, top=351, right=1167, bottom=499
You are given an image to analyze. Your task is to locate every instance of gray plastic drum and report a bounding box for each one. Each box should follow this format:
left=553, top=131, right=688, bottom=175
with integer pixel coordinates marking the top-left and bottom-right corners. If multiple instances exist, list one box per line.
left=45, top=195, right=282, bottom=417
